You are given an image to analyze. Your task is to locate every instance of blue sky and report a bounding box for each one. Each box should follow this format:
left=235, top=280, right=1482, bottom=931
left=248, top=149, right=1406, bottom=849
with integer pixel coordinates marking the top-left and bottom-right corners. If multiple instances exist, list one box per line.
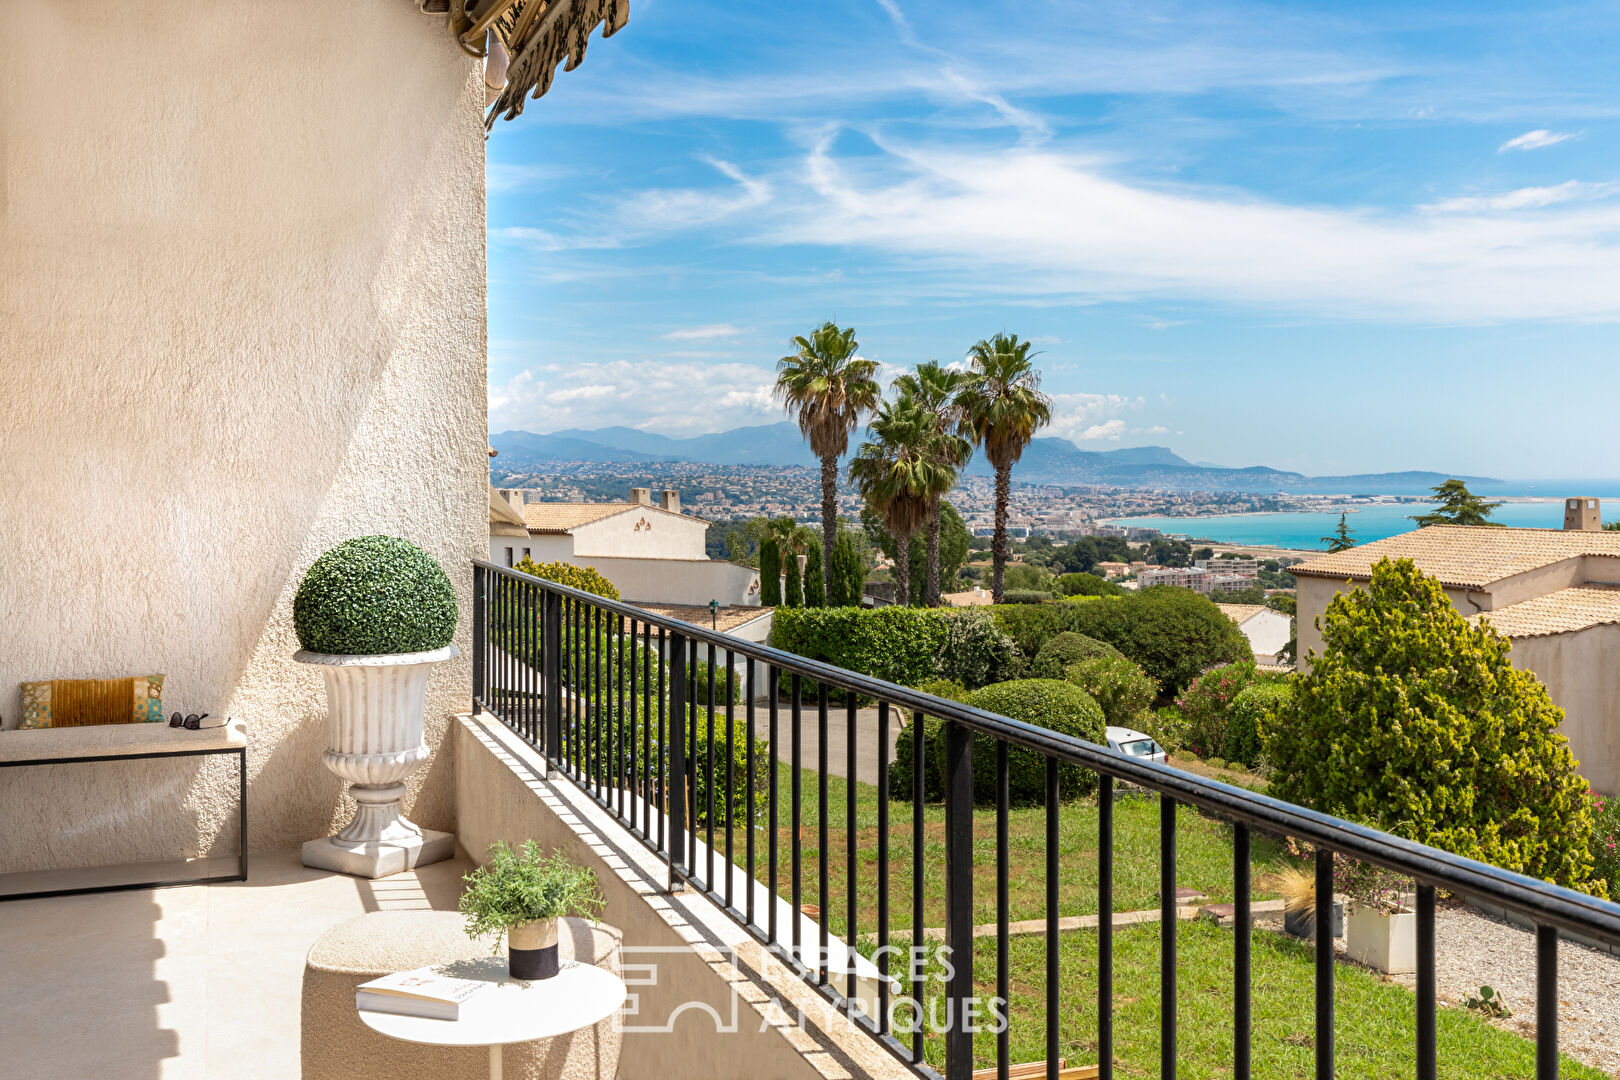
left=486, top=0, right=1620, bottom=479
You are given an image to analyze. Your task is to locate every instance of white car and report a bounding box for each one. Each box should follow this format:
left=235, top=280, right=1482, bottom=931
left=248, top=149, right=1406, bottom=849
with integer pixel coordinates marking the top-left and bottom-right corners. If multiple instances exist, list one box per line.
left=1106, top=725, right=1167, bottom=764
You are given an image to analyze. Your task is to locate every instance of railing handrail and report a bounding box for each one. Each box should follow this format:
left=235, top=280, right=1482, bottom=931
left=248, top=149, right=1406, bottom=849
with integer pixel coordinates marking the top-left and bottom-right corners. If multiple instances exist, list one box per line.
left=475, top=559, right=1620, bottom=946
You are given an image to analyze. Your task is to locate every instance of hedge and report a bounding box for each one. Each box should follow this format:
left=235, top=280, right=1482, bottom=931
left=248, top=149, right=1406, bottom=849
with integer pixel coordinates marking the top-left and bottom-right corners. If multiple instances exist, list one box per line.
left=963, top=680, right=1105, bottom=803
left=1062, top=587, right=1252, bottom=697
left=589, top=707, right=763, bottom=829
left=513, top=556, right=620, bottom=601
left=770, top=606, right=949, bottom=698
left=1224, top=679, right=1288, bottom=768
left=999, top=590, right=1054, bottom=605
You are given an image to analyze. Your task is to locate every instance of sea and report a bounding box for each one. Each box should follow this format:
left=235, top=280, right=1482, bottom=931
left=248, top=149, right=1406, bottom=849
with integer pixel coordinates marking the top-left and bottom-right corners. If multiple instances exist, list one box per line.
left=1105, top=489, right=1620, bottom=552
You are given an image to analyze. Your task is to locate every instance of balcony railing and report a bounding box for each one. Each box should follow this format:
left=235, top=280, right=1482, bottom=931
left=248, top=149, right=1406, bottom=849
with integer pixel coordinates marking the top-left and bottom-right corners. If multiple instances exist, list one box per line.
left=472, top=560, right=1620, bottom=1080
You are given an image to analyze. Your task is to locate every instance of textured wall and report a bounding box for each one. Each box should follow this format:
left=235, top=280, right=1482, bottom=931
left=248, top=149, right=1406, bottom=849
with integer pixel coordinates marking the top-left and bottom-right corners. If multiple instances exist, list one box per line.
left=573, top=512, right=709, bottom=558
left=0, top=1, right=487, bottom=866
left=1505, top=627, right=1620, bottom=796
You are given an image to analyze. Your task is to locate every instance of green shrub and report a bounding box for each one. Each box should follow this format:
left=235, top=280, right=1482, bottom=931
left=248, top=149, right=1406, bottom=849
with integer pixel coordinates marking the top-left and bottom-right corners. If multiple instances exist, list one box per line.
left=1055, top=572, right=1123, bottom=598
left=513, top=556, right=620, bottom=601
left=1138, top=706, right=1189, bottom=754
left=999, top=590, right=1054, bottom=605
left=1030, top=631, right=1125, bottom=679
left=911, top=677, right=968, bottom=703
left=1590, top=790, right=1620, bottom=895
left=1063, top=655, right=1156, bottom=730
left=803, top=544, right=825, bottom=608
left=783, top=549, right=804, bottom=608
left=934, top=609, right=1018, bottom=689
left=828, top=529, right=867, bottom=607
left=760, top=539, right=782, bottom=606
left=1269, top=557, right=1600, bottom=891
left=1002, top=564, right=1054, bottom=592
left=1224, top=679, right=1289, bottom=768
left=1176, top=661, right=1258, bottom=758
left=1204, top=756, right=1227, bottom=771
left=770, top=607, right=949, bottom=699
left=294, top=535, right=457, bottom=655
left=963, top=680, right=1106, bottom=803
left=1065, top=587, right=1252, bottom=698
left=891, top=712, right=945, bottom=801
left=989, top=603, right=1070, bottom=657
left=591, top=708, right=765, bottom=829
left=688, top=657, right=744, bottom=707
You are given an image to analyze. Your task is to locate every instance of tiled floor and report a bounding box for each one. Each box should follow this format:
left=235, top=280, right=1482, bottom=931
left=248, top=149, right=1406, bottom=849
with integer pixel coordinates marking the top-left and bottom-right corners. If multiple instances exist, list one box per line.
left=2, top=848, right=472, bottom=1080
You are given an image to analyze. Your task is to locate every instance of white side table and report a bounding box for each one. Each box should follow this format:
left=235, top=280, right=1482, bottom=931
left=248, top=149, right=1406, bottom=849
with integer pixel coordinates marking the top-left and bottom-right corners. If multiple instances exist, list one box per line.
left=358, top=956, right=626, bottom=1080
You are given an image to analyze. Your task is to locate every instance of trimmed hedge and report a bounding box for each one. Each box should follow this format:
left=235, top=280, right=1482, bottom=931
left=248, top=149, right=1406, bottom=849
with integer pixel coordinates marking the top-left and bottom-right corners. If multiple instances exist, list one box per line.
left=964, top=680, right=1105, bottom=803
left=1063, top=587, right=1253, bottom=697
left=591, top=708, right=764, bottom=829
left=513, top=556, right=620, bottom=601
left=770, top=607, right=949, bottom=698
left=999, top=590, right=1054, bottom=605
left=294, top=536, right=457, bottom=655
left=1029, top=631, right=1123, bottom=679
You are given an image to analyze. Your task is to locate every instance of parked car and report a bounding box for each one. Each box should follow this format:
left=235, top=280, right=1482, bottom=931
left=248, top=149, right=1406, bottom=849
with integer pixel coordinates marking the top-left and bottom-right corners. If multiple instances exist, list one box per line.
left=1106, top=725, right=1167, bottom=764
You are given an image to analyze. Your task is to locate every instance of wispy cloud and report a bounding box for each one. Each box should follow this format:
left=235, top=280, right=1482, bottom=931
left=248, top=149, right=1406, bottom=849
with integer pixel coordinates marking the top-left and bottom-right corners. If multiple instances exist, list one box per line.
left=489, top=359, right=779, bottom=434
left=1498, top=129, right=1579, bottom=152
left=1046, top=393, right=1146, bottom=442
left=1422, top=180, right=1619, bottom=214
left=661, top=323, right=748, bottom=341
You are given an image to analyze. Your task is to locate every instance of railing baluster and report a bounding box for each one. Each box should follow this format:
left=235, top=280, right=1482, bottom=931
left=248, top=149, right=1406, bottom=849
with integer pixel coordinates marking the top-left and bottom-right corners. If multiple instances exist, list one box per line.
left=945, top=720, right=975, bottom=1080
left=615, top=611, right=625, bottom=816
left=706, top=642, right=717, bottom=893
left=746, top=658, right=756, bottom=928
left=725, top=650, right=736, bottom=911
left=1416, top=883, right=1436, bottom=1080
left=1099, top=775, right=1113, bottom=1080
left=666, top=630, right=687, bottom=891
left=769, top=664, right=780, bottom=945
left=1162, top=795, right=1177, bottom=1080
left=1537, top=925, right=1558, bottom=1080
left=878, top=700, right=891, bottom=1036
left=1314, top=848, right=1334, bottom=1080
left=1234, top=823, right=1251, bottom=1080
left=818, top=690, right=830, bottom=985
left=997, top=740, right=1010, bottom=1080
left=643, top=623, right=653, bottom=839
left=472, top=565, right=484, bottom=714
left=912, top=710, right=926, bottom=1066
left=846, top=693, right=857, bottom=1012
left=689, top=638, right=699, bottom=878
left=792, top=673, right=803, bottom=965
left=1046, top=757, right=1059, bottom=1080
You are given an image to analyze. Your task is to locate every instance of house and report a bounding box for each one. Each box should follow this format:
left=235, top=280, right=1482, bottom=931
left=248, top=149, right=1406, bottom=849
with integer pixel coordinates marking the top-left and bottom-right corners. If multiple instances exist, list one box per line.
left=493, top=487, right=761, bottom=606
left=1139, top=566, right=1211, bottom=592
left=941, top=586, right=995, bottom=606
left=1095, top=560, right=1130, bottom=579
left=1291, top=511, right=1620, bottom=793
left=1218, top=604, right=1294, bottom=666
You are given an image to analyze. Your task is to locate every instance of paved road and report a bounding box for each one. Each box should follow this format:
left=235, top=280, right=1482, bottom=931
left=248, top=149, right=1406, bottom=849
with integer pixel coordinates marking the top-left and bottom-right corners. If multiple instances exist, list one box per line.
left=763, top=703, right=905, bottom=787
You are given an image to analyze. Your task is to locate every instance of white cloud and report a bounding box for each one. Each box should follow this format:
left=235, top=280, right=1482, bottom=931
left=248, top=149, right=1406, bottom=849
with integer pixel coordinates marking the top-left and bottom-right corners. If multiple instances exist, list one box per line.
left=489, top=359, right=780, bottom=435
left=1498, top=129, right=1578, bottom=152
left=1045, top=392, right=1145, bottom=442
left=486, top=163, right=568, bottom=194
left=1075, top=419, right=1127, bottom=441
left=661, top=323, right=748, bottom=341
left=1421, top=180, right=1619, bottom=214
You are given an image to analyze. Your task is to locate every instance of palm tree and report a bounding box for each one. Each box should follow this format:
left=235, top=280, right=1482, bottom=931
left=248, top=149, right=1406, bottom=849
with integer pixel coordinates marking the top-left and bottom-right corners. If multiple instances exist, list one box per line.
left=775, top=322, right=882, bottom=602
left=956, top=333, right=1052, bottom=602
left=848, top=393, right=942, bottom=607
left=891, top=361, right=972, bottom=605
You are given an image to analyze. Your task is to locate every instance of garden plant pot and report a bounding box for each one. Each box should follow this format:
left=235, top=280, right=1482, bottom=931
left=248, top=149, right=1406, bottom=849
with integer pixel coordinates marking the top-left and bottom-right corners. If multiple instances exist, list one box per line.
left=1283, top=899, right=1344, bottom=941
left=1345, top=903, right=1416, bottom=974
left=508, top=917, right=560, bottom=980
left=296, top=645, right=459, bottom=879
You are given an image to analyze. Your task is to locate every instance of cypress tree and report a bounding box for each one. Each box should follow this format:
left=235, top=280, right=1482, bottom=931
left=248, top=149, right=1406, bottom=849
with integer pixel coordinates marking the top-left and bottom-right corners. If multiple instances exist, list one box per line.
left=784, top=549, right=804, bottom=608
left=759, top=538, right=782, bottom=606
left=829, top=529, right=867, bottom=607
left=803, top=543, right=825, bottom=608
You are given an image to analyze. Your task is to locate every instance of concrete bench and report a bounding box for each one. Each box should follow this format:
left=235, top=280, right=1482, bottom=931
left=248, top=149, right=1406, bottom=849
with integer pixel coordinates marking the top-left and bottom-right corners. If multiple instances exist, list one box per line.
left=0, top=718, right=247, bottom=899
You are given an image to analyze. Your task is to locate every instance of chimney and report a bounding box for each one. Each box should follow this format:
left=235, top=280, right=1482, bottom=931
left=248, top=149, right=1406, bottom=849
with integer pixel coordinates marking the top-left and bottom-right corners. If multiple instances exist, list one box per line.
left=499, top=488, right=524, bottom=510
left=629, top=487, right=652, bottom=506
left=660, top=489, right=681, bottom=514
left=1565, top=497, right=1602, bottom=531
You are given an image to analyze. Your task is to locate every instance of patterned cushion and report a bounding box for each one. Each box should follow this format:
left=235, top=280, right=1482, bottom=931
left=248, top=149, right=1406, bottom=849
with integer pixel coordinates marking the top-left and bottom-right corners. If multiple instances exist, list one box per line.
left=19, top=674, right=165, bottom=729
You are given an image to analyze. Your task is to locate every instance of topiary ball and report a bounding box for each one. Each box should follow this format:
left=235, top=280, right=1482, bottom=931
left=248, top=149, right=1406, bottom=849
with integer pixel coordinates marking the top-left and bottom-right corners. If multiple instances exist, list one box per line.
left=293, top=536, right=457, bottom=655
left=963, top=678, right=1106, bottom=803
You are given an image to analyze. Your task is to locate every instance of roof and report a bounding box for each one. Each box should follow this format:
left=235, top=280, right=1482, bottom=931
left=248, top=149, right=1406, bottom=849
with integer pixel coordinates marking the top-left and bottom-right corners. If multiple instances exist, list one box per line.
left=1469, top=584, right=1620, bottom=639
left=457, top=0, right=631, bottom=129
left=941, top=589, right=993, bottom=607
left=520, top=500, right=700, bottom=534
left=626, top=603, right=772, bottom=634
left=1289, top=524, right=1620, bottom=589
left=489, top=486, right=529, bottom=536
left=1216, top=603, right=1272, bottom=626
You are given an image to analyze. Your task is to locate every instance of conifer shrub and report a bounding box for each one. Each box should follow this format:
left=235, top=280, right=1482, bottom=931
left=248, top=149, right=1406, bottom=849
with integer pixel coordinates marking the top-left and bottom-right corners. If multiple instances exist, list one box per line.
left=1269, top=558, right=1600, bottom=891
left=803, top=544, right=825, bottom=608
left=783, top=550, right=804, bottom=608
left=828, top=529, right=867, bottom=607
left=759, top=539, right=782, bottom=606
left=294, top=536, right=457, bottom=655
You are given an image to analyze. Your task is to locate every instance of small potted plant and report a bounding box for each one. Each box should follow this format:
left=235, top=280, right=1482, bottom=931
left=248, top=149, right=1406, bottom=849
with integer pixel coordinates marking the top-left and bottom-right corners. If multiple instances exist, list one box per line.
left=1277, top=864, right=1343, bottom=941
left=1339, top=857, right=1415, bottom=974
left=459, top=841, right=605, bottom=981
left=293, top=535, right=460, bottom=878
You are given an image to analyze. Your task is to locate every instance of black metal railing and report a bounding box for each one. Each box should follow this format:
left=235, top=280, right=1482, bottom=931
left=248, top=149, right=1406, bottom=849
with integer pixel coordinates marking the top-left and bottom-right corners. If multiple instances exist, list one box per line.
left=473, top=560, right=1620, bottom=1080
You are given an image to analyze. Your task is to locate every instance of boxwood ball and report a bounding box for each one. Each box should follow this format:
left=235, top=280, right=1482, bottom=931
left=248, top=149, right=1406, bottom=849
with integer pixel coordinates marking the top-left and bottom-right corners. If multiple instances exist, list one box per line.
left=293, top=536, right=457, bottom=655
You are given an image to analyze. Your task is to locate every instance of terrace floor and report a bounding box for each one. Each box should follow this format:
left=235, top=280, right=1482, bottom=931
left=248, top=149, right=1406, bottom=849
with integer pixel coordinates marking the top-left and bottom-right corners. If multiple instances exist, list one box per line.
left=2, top=849, right=474, bottom=1080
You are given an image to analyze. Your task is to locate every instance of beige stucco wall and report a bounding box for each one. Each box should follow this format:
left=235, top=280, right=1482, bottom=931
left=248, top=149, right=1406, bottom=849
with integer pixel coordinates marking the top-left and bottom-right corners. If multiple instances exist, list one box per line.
left=1295, top=575, right=1495, bottom=664
left=0, top=1, right=487, bottom=868
left=574, top=511, right=711, bottom=559
left=1504, top=627, right=1620, bottom=797
left=578, top=556, right=762, bottom=606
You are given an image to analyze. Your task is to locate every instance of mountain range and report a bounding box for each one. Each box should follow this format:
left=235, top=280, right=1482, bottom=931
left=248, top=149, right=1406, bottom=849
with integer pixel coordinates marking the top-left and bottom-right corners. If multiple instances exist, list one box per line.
left=489, top=424, right=1500, bottom=495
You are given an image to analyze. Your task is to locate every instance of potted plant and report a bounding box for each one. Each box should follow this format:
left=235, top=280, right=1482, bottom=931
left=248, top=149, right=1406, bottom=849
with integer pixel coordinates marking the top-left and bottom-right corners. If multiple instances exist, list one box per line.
left=1277, top=864, right=1343, bottom=941
left=293, top=535, right=460, bottom=878
left=460, top=841, right=605, bottom=980
left=1339, top=857, right=1416, bottom=974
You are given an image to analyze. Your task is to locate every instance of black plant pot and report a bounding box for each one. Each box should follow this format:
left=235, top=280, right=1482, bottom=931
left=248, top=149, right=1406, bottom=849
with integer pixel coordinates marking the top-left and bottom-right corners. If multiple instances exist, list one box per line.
left=508, top=919, right=560, bottom=980
left=1284, top=901, right=1344, bottom=941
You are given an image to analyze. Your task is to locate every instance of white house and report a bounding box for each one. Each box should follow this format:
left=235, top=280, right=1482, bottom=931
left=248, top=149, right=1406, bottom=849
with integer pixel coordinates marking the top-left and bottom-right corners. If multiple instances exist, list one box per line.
left=1217, top=603, right=1294, bottom=666
left=491, top=487, right=761, bottom=607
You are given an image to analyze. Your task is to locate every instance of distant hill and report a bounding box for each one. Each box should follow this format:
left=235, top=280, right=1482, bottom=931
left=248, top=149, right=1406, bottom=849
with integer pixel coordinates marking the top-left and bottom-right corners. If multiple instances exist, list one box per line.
left=490, top=426, right=1497, bottom=495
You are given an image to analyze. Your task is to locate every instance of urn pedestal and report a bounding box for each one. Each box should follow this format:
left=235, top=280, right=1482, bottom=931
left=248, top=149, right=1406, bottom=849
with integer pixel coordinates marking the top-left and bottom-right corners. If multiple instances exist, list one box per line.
left=296, top=645, right=459, bottom=879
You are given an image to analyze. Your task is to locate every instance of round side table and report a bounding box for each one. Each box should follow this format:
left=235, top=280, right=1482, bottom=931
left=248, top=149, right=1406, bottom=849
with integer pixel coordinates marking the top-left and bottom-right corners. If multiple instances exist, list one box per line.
left=358, top=956, right=626, bottom=1080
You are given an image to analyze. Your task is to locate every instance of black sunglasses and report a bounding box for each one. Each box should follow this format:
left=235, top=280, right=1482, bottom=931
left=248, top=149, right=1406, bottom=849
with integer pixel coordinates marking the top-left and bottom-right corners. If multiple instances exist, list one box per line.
left=169, top=712, right=210, bottom=730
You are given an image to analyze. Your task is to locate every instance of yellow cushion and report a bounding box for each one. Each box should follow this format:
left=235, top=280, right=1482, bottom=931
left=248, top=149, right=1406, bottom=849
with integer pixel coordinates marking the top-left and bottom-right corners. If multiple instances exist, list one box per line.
left=19, top=674, right=165, bottom=729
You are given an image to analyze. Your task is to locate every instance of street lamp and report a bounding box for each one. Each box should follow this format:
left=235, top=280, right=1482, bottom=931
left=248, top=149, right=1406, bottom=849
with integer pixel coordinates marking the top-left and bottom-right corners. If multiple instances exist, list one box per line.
left=708, top=598, right=719, bottom=631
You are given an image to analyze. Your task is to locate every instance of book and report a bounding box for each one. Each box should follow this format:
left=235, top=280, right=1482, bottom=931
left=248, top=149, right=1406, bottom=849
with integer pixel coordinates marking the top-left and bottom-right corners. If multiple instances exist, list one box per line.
left=355, top=966, right=488, bottom=1021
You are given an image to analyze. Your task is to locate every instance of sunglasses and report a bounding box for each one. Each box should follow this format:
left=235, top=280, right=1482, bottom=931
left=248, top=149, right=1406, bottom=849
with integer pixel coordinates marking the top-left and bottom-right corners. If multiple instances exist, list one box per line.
left=169, top=712, right=210, bottom=730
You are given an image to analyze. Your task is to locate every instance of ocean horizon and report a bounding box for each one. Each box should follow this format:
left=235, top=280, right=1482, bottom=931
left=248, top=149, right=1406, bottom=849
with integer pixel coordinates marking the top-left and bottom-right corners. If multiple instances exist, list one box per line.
left=1105, top=494, right=1620, bottom=551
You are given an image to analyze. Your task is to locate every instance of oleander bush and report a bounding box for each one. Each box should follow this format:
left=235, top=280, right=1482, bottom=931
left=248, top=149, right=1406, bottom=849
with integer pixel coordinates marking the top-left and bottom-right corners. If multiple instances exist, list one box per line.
left=1029, top=631, right=1125, bottom=680
left=1268, top=557, right=1600, bottom=892
left=1177, top=660, right=1258, bottom=758
left=1590, top=790, right=1620, bottom=895
left=1063, top=654, right=1157, bottom=730
left=1063, top=586, right=1252, bottom=698
left=294, top=535, right=457, bottom=655
left=934, top=609, right=1019, bottom=689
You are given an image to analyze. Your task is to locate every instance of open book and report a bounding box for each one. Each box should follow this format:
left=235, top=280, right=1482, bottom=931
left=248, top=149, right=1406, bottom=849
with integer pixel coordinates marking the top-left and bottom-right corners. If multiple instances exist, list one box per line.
left=356, top=965, right=488, bottom=1021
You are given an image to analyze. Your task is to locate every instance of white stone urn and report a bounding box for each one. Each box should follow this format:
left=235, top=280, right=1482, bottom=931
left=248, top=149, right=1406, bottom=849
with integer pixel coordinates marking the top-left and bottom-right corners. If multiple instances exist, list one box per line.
left=296, top=644, right=459, bottom=878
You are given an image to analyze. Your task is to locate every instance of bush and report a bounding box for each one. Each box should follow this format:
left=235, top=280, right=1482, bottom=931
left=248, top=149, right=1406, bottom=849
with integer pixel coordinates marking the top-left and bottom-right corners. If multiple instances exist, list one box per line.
left=760, top=539, right=782, bottom=606
left=771, top=607, right=949, bottom=698
left=963, top=680, right=1106, bottom=803
left=783, top=549, right=804, bottom=608
left=803, top=544, right=825, bottom=608
left=1063, top=655, right=1156, bottom=730
left=294, top=536, right=457, bottom=655
left=1030, top=631, right=1125, bottom=679
left=1064, top=587, right=1252, bottom=697
left=592, top=708, right=765, bottom=829
left=911, top=677, right=968, bottom=703
left=513, top=556, right=620, bottom=601
left=1591, top=790, right=1620, bottom=895
left=999, top=590, right=1054, bottom=605
left=989, top=603, right=1071, bottom=658
left=1204, top=757, right=1227, bottom=771
left=1003, top=564, right=1054, bottom=592
left=1176, top=661, right=1258, bottom=758
left=934, top=609, right=1018, bottom=689
left=1055, top=573, right=1123, bottom=598
left=891, top=712, right=945, bottom=801
left=1224, top=679, right=1289, bottom=768
left=1269, top=557, right=1600, bottom=891
left=1137, top=706, right=1189, bottom=754
left=689, top=657, right=744, bottom=707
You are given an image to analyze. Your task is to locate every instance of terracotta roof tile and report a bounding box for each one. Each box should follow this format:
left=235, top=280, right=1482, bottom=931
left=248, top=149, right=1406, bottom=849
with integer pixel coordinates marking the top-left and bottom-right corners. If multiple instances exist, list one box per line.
left=1468, top=584, right=1620, bottom=638
left=1289, top=524, right=1620, bottom=589
left=521, top=501, right=636, bottom=533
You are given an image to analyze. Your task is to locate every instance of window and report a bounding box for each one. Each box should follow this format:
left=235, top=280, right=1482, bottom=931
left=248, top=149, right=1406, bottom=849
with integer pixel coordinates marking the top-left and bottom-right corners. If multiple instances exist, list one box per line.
left=505, top=547, right=514, bottom=567
left=522, top=547, right=531, bottom=560
left=1119, top=738, right=1162, bottom=758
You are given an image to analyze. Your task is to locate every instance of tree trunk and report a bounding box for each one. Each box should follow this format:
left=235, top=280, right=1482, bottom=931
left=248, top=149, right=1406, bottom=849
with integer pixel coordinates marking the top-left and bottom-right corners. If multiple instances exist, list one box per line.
left=925, top=496, right=942, bottom=606
left=993, top=463, right=1011, bottom=602
left=895, top=533, right=911, bottom=608
left=820, top=454, right=838, bottom=601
